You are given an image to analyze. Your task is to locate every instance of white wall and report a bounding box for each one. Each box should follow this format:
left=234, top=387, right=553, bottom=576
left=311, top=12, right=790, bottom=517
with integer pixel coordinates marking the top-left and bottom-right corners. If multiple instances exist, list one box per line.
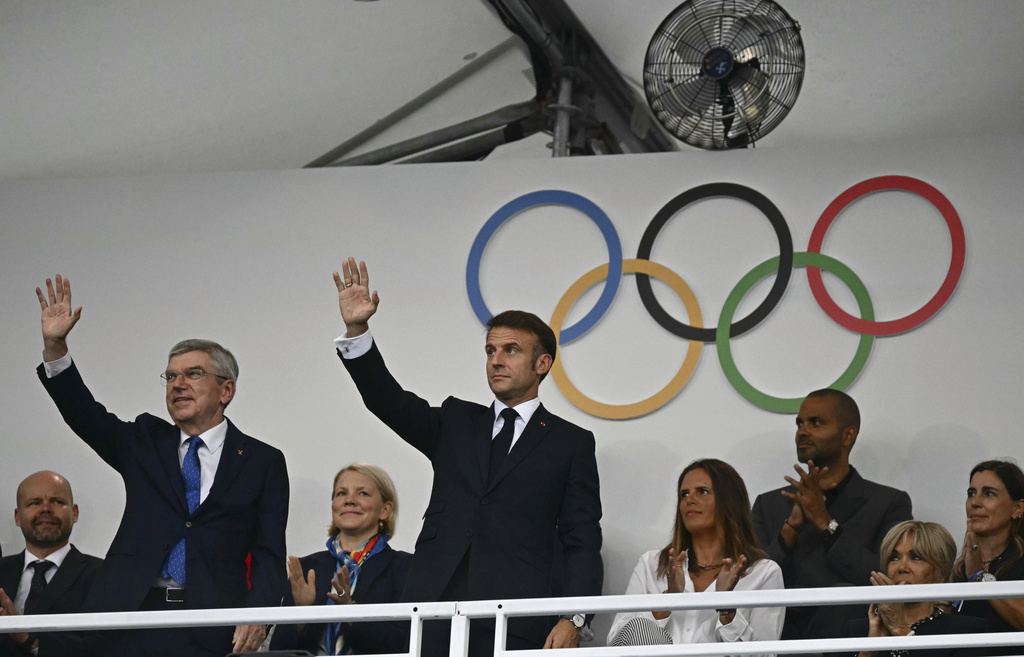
left=1, top=137, right=1020, bottom=642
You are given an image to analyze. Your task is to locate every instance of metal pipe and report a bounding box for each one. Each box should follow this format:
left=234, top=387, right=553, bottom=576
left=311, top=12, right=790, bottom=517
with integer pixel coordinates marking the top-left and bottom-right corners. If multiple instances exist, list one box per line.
left=498, top=0, right=564, bottom=68
left=305, top=37, right=520, bottom=168
left=331, top=100, right=539, bottom=167
left=551, top=76, right=573, bottom=157
left=397, top=118, right=545, bottom=164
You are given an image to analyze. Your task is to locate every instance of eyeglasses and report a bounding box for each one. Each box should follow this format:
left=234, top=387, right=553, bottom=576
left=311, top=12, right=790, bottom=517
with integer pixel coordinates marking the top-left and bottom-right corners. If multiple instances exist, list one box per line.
left=160, top=368, right=229, bottom=386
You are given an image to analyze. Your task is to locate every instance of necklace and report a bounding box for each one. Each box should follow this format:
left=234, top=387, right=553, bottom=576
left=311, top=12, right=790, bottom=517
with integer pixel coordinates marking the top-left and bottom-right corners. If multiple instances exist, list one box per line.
left=695, top=560, right=723, bottom=571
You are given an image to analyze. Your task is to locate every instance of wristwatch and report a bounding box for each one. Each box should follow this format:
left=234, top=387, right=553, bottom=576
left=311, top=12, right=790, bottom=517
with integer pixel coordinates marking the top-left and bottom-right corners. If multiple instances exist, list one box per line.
left=981, top=572, right=997, bottom=582
left=563, top=613, right=586, bottom=630
left=824, top=518, right=839, bottom=536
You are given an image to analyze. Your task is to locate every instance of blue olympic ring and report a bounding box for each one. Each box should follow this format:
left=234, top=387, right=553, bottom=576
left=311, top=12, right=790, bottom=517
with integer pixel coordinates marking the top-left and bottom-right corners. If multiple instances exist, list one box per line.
left=465, top=190, right=623, bottom=344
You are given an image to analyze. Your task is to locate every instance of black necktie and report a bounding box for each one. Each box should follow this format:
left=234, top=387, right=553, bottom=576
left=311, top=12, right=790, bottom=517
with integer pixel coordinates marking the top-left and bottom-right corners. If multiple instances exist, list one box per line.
left=24, top=560, right=54, bottom=614
left=489, top=408, right=519, bottom=483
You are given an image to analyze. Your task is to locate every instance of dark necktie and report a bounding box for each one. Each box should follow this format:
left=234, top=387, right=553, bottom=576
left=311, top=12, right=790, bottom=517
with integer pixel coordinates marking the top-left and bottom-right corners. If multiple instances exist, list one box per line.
left=489, top=408, right=519, bottom=483
left=24, top=560, right=54, bottom=614
left=162, top=436, right=204, bottom=585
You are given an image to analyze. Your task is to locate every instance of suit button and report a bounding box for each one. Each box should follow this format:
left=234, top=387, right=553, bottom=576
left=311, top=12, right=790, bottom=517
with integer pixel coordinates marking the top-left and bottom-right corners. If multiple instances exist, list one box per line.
left=465, top=530, right=473, bottom=537
left=185, top=521, right=192, bottom=528
left=481, top=498, right=489, bottom=505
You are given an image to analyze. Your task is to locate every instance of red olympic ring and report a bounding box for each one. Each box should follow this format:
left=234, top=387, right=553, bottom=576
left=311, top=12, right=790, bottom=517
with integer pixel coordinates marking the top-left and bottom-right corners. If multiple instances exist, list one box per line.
left=806, top=175, right=966, bottom=336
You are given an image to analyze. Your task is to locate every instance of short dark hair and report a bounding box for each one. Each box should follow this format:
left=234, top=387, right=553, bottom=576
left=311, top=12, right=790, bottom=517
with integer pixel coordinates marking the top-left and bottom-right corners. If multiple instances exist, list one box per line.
left=805, top=388, right=860, bottom=432
left=486, top=310, right=557, bottom=382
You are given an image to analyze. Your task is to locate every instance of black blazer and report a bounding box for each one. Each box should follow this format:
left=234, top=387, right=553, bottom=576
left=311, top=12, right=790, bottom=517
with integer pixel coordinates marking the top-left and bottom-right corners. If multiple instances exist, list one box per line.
left=340, top=341, right=603, bottom=644
left=752, top=467, right=913, bottom=639
left=0, top=546, right=103, bottom=657
left=270, top=546, right=412, bottom=654
left=847, top=611, right=988, bottom=657
left=38, top=362, right=289, bottom=653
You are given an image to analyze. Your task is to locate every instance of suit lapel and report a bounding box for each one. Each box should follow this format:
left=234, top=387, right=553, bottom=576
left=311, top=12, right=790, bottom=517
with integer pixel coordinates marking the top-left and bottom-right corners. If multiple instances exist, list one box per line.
left=0, top=552, right=25, bottom=599
left=158, top=424, right=189, bottom=516
left=487, top=404, right=551, bottom=490
left=476, top=404, right=496, bottom=489
left=204, top=419, right=249, bottom=508
left=353, top=547, right=393, bottom=601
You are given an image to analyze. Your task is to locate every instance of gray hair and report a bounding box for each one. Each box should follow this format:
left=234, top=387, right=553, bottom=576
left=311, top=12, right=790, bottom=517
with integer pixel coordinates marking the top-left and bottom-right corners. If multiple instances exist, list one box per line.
left=168, top=339, right=239, bottom=381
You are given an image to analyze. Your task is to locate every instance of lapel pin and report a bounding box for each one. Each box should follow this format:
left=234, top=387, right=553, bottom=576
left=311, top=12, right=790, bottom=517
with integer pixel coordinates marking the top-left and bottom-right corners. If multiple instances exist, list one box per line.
left=238, top=449, right=243, bottom=455
left=540, top=422, right=546, bottom=427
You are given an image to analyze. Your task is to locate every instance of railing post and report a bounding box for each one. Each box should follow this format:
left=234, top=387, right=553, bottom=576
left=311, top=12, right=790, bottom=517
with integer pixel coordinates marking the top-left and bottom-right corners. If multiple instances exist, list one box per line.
left=493, top=610, right=507, bottom=657
left=408, top=608, right=423, bottom=657
left=449, top=608, right=470, bottom=657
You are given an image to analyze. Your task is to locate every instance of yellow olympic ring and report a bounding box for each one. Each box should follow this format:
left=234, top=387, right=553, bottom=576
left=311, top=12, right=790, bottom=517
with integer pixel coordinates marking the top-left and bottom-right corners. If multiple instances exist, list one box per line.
left=549, top=259, right=703, bottom=420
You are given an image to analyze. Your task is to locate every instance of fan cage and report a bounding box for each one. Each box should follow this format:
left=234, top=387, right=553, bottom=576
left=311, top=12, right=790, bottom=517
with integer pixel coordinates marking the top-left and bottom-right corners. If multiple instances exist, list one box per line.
left=644, top=0, right=805, bottom=149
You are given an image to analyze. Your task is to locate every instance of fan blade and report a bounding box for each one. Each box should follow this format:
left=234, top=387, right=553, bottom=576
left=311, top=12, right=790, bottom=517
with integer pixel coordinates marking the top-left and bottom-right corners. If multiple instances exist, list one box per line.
left=726, top=61, right=772, bottom=131
left=650, top=73, right=717, bottom=119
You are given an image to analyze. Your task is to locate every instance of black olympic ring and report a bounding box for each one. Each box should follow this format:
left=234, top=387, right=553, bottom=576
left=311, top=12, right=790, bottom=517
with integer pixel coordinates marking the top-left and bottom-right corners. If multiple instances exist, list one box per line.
left=635, top=183, right=794, bottom=343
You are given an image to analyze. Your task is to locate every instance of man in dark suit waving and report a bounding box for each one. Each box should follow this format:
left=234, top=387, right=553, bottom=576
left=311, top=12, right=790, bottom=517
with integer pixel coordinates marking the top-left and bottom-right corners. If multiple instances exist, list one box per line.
left=333, top=258, right=603, bottom=656
left=34, top=275, right=289, bottom=657
left=751, top=389, right=913, bottom=643
left=0, top=471, right=102, bottom=657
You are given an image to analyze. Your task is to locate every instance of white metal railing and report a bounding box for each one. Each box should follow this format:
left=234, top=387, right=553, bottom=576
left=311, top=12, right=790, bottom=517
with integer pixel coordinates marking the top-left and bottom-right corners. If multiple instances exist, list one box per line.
left=1, top=581, right=1023, bottom=656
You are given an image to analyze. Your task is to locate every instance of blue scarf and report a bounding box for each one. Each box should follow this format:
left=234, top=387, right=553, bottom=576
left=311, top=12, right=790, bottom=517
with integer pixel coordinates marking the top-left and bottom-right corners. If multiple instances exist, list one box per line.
left=323, top=532, right=389, bottom=655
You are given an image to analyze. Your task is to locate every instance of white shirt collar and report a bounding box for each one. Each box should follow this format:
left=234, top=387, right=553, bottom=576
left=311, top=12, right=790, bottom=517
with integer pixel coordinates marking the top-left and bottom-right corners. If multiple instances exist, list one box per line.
left=23, top=542, right=72, bottom=571
left=493, top=397, right=541, bottom=425
left=179, top=418, right=228, bottom=454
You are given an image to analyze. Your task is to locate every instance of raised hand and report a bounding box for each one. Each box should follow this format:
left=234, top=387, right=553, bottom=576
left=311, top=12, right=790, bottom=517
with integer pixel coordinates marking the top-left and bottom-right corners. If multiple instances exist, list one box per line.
left=716, top=554, right=748, bottom=592
left=326, top=565, right=353, bottom=605
left=287, top=555, right=317, bottom=607
left=36, top=275, right=82, bottom=361
left=333, top=257, right=379, bottom=337
left=782, top=460, right=835, bottom=532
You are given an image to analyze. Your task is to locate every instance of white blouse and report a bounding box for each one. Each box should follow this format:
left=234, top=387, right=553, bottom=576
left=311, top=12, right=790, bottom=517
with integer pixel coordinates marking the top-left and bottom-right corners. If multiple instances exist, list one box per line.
left=607, top=550, right=785, bottom=655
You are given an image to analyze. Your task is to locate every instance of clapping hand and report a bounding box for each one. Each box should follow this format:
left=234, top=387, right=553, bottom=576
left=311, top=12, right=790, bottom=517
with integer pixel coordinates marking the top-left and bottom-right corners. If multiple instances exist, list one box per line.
left=716, top=555, right=748, bottom=592
left=327, top=565, right=353, bottom=605
left=782, top=460, right=836, bottom=531
left=287, top=555, right=317, bottom=607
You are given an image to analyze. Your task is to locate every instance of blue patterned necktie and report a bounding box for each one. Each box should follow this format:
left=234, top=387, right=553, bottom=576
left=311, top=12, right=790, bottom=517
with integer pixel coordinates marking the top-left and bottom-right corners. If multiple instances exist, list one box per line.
left=162, top=436, right=203, bottom=585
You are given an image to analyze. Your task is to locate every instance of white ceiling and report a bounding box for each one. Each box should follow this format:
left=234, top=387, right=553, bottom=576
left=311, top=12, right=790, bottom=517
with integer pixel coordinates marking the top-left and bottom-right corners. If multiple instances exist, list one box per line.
left=2, top=0, right=1022, bottom=182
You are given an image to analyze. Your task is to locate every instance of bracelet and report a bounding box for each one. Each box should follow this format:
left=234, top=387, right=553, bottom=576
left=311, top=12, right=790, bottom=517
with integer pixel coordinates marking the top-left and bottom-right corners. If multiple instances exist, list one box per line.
left=717, top=609, right=736, bottom=615
left=784, top=520, right=798, bottom=531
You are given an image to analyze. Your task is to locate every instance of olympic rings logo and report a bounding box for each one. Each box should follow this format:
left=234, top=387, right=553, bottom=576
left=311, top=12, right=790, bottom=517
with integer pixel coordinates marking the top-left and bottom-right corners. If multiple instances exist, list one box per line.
left=466, top=176, right=966, bottom=418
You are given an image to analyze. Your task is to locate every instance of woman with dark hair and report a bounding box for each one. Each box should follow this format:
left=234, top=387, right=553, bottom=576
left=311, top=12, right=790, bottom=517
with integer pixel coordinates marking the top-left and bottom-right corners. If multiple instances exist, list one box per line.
left=270, top=463, right=412, bottom=655
left=951, top=459, right=1024, bottom=650
left=847, top=520, right=986, bottom=657
left=607, top=459, right=784, bottom=651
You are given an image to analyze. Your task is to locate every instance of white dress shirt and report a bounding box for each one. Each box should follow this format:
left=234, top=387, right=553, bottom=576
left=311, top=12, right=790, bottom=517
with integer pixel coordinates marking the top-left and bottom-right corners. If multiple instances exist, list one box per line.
left=607, top=550, right=785, bottom=654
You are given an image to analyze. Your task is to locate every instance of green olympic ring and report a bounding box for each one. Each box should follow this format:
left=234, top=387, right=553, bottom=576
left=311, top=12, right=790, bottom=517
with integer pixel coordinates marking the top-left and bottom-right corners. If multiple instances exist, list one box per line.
left=717, top=252, right=875, bottom=413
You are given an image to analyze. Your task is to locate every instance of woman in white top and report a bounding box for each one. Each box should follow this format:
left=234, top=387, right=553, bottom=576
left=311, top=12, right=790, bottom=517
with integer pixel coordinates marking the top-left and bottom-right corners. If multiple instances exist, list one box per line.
left=608, top=459, right=785, bottom=653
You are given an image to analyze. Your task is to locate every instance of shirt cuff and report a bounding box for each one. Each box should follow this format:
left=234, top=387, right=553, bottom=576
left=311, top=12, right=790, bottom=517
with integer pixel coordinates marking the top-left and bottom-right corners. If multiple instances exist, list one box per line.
left=335, top=330, right=373, bottom=359
left=42, top=352, right=72, bottom=378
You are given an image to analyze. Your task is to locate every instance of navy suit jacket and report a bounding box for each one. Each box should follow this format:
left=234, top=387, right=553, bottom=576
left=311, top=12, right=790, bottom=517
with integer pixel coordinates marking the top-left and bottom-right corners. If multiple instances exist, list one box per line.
left=38, top=362, right=289, bottom=652
left=752, top=467, right=913, bottom=640
left=270, top=546, right=412, bottom=654
left=0, top=546, right=103, bottom=657
left=339, top=341, right=603, bottom=644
